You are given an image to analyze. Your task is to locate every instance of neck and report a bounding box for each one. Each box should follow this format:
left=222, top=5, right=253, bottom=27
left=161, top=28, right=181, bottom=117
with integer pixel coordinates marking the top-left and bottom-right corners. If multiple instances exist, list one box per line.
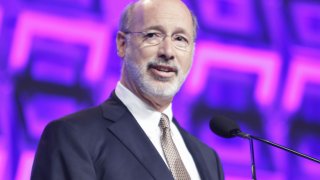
left=120, top=79, right=173, bottom=112
left=142, top=93, right=172, bottom=112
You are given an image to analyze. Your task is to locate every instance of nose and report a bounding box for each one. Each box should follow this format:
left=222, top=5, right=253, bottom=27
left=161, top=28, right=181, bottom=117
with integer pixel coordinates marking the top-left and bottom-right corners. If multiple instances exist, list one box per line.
left=157, top=36, right=175, bottom=61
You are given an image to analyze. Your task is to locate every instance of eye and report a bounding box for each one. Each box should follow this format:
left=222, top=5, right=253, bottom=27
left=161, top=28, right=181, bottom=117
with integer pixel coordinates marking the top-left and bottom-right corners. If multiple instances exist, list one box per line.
left=143, top=32, right=162, bottom=39
left=174, top=35, right=189, bottom=43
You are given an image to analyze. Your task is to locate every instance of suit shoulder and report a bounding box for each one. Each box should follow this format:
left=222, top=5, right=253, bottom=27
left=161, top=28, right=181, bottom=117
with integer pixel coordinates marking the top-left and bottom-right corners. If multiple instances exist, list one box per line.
left=42, top=105, right=108, bottom=143
left=55, top=105, right=107, bottom=129
left=60, top=105, right=102, bottom=122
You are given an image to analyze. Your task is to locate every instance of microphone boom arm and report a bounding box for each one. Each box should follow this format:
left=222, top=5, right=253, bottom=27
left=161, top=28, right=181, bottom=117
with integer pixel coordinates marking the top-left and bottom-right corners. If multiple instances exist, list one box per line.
left=233, top=130, right=320, bottom=164
left=250, top=135, right=320, bottom=164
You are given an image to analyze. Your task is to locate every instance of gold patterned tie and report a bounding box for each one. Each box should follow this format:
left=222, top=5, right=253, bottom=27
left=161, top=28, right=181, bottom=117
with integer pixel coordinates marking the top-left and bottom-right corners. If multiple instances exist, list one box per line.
left=159, top=113, right=191, bottom=180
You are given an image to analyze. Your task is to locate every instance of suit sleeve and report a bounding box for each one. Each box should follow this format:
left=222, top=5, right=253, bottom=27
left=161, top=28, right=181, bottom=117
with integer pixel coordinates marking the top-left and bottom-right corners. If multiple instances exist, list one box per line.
left=213, top=150, right=224, bottom=180
left=31, top=120, right=96, bottom=180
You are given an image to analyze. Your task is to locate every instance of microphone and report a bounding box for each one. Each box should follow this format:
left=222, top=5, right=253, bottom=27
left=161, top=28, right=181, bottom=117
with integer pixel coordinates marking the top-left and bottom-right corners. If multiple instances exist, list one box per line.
left=209, top=115, right=258, bottom=180
left=209, top=115, right=320, bottom=178
left=209, top=115, right=249, bottom=139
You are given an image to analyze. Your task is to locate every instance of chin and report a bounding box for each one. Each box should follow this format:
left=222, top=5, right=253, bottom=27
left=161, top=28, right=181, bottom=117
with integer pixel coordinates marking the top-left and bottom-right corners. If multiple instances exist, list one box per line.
left=140, top=78, right=182, bottom=99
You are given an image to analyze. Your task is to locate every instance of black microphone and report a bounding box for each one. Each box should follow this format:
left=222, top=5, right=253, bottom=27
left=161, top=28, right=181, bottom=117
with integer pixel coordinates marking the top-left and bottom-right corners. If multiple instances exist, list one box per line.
left=209, top=115, right=320, bottom=163
left=209, top=115, right=249, bottom=139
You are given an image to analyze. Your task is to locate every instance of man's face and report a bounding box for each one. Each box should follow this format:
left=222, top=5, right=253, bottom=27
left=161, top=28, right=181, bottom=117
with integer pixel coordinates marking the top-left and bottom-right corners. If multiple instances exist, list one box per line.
left=119, top=0, right=195, bottom=99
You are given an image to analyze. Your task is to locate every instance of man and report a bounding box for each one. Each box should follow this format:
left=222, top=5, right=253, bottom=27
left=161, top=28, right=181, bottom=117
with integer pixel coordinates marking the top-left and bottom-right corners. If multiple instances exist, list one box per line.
left=31, top=0, right=224, bottom=179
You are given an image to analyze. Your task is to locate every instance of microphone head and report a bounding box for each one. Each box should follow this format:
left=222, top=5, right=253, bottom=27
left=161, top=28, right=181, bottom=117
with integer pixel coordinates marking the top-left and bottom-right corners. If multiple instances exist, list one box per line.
left=209, top=115, right=241, bottom=138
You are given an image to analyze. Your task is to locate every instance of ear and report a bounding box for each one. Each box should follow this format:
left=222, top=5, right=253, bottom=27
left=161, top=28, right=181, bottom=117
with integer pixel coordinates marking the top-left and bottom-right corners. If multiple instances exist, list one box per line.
left=116, top=31, right=126, bottom=58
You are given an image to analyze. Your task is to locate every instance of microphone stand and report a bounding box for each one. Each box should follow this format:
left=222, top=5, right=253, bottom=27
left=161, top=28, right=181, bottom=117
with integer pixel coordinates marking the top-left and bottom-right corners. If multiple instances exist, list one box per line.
left=249, top=137, right=257, bottom=180
left=236, top=132, right=257, bottom=180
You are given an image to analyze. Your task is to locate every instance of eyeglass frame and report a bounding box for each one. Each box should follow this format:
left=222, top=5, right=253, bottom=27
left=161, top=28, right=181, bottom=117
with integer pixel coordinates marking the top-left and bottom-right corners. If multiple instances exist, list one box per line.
left=122, top=30, right=194, bottom=51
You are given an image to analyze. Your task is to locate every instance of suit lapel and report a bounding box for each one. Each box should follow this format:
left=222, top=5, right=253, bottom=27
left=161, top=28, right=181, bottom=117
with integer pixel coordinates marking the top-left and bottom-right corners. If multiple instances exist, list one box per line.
left=173, top=119, right=212, bottom=180
left=101, top=92, right=173, bottom=180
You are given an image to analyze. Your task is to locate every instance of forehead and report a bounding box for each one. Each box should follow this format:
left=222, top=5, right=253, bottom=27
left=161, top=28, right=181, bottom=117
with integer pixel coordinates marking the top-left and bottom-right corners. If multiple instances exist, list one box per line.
left=130, top=0, right=193, bottom=35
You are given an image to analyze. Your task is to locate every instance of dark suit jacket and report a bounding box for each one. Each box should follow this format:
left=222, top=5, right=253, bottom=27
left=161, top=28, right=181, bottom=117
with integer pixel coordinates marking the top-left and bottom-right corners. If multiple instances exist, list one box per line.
left=31, top=92, right=224, bottom=180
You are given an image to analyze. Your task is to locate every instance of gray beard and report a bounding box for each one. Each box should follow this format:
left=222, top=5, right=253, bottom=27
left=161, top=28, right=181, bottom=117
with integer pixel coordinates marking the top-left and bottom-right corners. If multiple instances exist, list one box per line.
left=123, top=58, right=188, bottom=99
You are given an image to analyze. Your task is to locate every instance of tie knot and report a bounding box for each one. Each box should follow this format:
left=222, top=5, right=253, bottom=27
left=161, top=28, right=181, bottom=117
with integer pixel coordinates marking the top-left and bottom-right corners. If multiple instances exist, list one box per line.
left=159, top=113, right=170, bottom=129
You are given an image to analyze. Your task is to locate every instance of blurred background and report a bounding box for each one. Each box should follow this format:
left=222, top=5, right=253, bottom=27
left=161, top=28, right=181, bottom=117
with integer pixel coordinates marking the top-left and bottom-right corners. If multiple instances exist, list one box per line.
left=1, top=0, right=320, bottom=179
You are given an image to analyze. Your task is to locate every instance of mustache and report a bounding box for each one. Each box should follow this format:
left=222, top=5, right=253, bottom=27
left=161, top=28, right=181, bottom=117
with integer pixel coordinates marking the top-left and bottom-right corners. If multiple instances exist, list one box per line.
left=147, top=59, right=179, bottom=72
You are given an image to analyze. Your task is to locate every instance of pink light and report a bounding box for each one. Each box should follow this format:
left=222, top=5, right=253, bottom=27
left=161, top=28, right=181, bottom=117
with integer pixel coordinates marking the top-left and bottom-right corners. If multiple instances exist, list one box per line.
left=0, top=149, right=8, bottom=180
left=15, top=151, right=35, bottom=180
left=301, top=158, right=320, bottom=176
left=102, top=0, right=132, bottom=29
left=0, top=7, right=3, bottom=31
left=9, top=11, right=111, bottom=82
left=282, top=56, right=320, bottom=112
left=186, top=41, right=281, bottom=106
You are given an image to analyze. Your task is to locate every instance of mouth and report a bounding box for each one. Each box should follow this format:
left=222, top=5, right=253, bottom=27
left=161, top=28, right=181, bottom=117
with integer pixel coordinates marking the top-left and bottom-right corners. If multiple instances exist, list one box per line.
left=148, top=64, right=178, bottom=79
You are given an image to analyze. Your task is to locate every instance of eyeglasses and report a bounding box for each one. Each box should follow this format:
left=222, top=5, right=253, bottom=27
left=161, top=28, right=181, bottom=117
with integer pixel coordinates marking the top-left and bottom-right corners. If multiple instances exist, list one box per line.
left=123, top=31, right=192, bottom=51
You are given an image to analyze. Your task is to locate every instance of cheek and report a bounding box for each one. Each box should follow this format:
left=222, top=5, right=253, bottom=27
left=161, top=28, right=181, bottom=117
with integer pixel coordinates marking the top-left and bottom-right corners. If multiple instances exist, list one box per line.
left=126, top=45, right=155, bottom=64
left=139, top=47, right=157, bottom=61
left=125, top=47, right=141, bottom=64
left=180, top=54, right=194, bottom=74
left=184, top=59, right=193, bottom=73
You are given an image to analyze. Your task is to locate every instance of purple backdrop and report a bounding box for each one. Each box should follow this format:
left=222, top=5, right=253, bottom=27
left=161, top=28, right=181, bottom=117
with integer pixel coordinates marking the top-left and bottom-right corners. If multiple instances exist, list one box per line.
left=1, top=0, right=320, bottom=179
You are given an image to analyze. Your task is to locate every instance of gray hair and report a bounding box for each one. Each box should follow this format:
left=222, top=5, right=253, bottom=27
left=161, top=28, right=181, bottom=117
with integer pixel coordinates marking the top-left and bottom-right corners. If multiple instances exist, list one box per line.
left=119, top=1, right=198, bottom=40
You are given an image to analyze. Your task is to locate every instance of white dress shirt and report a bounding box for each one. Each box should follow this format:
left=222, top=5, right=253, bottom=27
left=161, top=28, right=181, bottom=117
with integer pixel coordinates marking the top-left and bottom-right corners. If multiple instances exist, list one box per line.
left=115, top=82, right=201, bottom=180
